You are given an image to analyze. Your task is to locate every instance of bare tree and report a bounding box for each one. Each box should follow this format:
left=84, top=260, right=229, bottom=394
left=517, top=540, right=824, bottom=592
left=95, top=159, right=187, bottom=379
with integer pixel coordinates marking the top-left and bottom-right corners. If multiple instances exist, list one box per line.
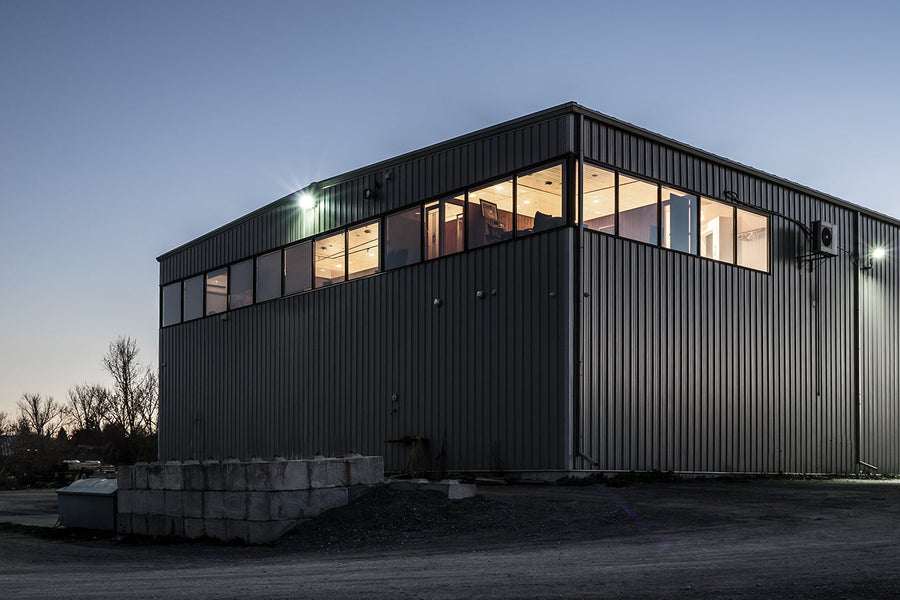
left=16, top=393, right=63, bottom=436
left=0, top=411, right=11, bottom=436
left=102, top=336, right=158, bottom=436
left=65, top=383, right=112, bottom=432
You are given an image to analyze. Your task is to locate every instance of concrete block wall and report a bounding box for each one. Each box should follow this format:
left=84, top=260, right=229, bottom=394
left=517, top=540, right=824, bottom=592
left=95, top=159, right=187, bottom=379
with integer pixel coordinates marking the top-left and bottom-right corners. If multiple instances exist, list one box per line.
left=117, top=456, right=383, bottom=543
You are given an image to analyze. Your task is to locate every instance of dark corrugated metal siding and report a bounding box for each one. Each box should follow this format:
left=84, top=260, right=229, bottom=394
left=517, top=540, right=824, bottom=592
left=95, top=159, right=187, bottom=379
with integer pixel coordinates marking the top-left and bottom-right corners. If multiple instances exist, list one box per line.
left=159, top=115, right=573, bottom=284
left=859, top=217, right=900, bottom=473
left=578, top=115, right=859, bottom=473
left=158, top=104, right=900, bottom=475
left=159, top=230, right=571, bottom=471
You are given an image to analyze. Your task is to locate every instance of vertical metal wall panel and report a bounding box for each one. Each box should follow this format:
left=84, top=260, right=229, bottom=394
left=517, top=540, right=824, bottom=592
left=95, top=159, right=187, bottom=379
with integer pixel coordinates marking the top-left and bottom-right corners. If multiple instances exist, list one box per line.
left=159, top=104, right=900, bottom=475
left=859, top=216, right=900, bottom=473
left=158, top=231, right=571, bottom=471
left=579, top=114, right=859, bottom=474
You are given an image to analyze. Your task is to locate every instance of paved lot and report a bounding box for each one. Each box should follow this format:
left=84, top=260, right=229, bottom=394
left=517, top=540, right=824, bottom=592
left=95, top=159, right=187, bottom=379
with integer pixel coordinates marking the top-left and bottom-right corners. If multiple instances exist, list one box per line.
left=1, top=479, right=899, bottom=599
left=0, top=489, right=58, bottom=527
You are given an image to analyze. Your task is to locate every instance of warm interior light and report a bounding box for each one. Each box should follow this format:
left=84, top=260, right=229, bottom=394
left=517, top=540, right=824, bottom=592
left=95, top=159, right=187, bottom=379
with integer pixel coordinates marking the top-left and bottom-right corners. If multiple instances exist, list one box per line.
left=872, top=247, right=887, bottom=260
left=297, top=193, right=316, bottom=209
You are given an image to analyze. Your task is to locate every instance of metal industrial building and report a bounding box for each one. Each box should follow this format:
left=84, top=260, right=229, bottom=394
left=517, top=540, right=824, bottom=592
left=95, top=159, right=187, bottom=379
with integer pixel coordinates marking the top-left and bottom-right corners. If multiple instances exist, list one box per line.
left=157, top=103, right=900, bottom=475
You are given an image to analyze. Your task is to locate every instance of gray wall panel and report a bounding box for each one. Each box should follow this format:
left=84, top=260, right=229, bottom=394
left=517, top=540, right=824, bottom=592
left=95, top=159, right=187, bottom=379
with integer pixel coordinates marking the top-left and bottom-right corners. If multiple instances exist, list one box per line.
left=579, top=114, right=860, bottom=474
left=859, top=216, right=900, bottom=473
left=159, top=105, right=900, bottom=476
left=159, top=231, right=571, bottom=472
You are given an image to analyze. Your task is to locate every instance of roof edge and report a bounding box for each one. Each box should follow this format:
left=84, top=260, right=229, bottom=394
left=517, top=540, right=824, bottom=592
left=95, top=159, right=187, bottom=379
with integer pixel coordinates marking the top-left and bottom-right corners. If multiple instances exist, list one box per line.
left=159, top=101, right=899, bottom=262
left=157, top=102, right=578, bottom=262
left=569, top=103, right=900, bottom=228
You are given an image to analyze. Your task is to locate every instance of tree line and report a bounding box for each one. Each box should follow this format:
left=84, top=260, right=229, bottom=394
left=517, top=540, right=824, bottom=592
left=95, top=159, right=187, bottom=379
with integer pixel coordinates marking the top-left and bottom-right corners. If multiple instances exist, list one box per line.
left=0, top=336, right=158, bottom=486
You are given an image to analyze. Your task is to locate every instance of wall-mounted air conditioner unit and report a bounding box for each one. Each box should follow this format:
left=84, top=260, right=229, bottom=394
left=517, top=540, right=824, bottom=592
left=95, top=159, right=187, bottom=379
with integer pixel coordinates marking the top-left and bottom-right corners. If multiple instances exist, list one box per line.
left=812, top=220, right=839, bottom=256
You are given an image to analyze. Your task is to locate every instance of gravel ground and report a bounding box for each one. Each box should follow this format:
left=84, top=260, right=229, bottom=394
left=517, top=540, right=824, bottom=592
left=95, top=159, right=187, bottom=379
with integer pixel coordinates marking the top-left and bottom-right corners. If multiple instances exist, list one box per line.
left=1, top=477, right=899, bottom=599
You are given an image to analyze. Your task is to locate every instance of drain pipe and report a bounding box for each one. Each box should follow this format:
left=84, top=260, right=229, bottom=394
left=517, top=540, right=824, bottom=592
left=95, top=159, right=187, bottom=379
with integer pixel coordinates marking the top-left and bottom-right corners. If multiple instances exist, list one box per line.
left=573, top=113, right=586, bottom=471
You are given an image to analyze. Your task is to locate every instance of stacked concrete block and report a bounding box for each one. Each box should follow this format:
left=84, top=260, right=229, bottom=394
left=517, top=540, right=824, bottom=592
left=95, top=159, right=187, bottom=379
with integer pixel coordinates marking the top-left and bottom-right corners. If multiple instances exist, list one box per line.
left=116, top=456, right=384, bottom=544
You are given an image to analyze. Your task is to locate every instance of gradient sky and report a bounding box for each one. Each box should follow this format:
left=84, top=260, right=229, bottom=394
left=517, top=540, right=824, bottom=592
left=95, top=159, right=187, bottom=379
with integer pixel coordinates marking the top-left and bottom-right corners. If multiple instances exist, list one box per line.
left=1, top=0, right=899, bottom=419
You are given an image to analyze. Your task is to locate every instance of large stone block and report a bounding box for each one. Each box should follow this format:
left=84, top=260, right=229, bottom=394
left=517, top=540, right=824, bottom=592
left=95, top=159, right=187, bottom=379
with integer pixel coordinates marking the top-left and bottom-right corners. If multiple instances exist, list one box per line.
left=204, top=518, right=227, bottom=541
left=246, top=461, right=273, bottom=491
left=149, top=515, right=184, bottom=538
left=167, top=516, right=185, bottom=538
left=348, top=456, right=385, bottom=486
left=181, top=461, right=205, bottom=491
left=164, top=462, right=183, bottom=490
left=147, top=462, right=166, bottom=490
left=182, top=491, right=203, bottom=519
left=165, top=491, right=183, bottom=517
left=148, top=490, right=166, bottom=516
left=223, top=460, right=247, bottom=491
left=117, top=466, right=132, bottom=490
left=225, top=519, right=249, bottom=543
left=116, top=513, right=131, bottom=535
left=309, top=458, right=348, bottom=488
left=422, top=480, right=477, bottom=500
left=281, top=460, right=309, bottom=490
left=132, top=462, right=148, bottom=490
left=203, top=460, right=224, bottom=491
left=131, top=513, right=148, bottom=536
left=247, top=520, right=297, bottom=544
left=203, top=491, right=224, bottom=519
left=117, top=490, right=132, bottom=514
left=269, top=491, right=304, bottom=520
left=132, top=489, right=148, bottom=514
left=247, top=492, right=271, bottom=521
left=223, top=491, right=247, bottom=520
left=184, top=517, right=205, bottom=540
left=146, top=514, right=167, bottom=536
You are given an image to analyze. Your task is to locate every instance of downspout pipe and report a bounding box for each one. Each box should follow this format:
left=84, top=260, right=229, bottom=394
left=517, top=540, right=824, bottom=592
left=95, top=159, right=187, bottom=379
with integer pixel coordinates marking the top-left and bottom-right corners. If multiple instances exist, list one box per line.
left=574, top=113, right=586, bottom=470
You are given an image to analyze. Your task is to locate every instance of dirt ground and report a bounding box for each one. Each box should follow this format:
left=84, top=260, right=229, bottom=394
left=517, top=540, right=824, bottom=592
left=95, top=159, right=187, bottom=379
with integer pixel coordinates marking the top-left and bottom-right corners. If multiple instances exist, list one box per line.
left=1, top=477, right=899, bottom=599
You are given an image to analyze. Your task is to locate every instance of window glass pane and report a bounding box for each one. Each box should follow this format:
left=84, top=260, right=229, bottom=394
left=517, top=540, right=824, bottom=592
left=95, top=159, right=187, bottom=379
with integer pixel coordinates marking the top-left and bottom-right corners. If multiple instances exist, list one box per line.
left=618, top=175, right=658, bottom=244
left=385, top=207, right=421, bottom=269
left=516, top=162, right=565, bottom=234
left=315, top=232, right=345, bottom=287
left=229, top=259, right=253, bottom=308
left=161, top=282, right=181, bottom=327
left=348, top=221, right=380, bottom=280
left=285, top=241, right=313, bottom=295
left=468, top=179, right=513, bottom=248
left=256, top=250, right=282, bottom=301
left=205, top=268, right=228, bottom=315
left=700, top=198, right=735, bottom=263
left=737, top=209, right=769, bottom=272
left=582, top=163, right=616, bottom=234
left=183, top=275, right=204, bottom=321
left=661, top=187, right=698, bottom=254
left=425, top=195, right=465, bottom=259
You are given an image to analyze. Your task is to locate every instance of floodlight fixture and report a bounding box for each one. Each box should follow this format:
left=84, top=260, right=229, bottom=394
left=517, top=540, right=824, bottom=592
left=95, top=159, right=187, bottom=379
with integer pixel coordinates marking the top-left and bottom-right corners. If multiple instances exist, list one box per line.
left=297, top=192, right=316, bottom=210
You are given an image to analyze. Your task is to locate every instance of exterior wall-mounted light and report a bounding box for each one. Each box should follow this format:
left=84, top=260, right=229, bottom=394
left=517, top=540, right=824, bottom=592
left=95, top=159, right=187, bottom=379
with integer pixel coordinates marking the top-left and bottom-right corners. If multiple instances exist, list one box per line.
left=297, top=192, right=317, bottom=210
left=859, top=245, right=887, bottom=271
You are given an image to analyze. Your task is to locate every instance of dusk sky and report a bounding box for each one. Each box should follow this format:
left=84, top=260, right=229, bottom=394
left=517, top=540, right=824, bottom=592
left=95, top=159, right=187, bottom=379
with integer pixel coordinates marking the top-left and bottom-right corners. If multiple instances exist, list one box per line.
left=1, top=0, right=899, bottom=419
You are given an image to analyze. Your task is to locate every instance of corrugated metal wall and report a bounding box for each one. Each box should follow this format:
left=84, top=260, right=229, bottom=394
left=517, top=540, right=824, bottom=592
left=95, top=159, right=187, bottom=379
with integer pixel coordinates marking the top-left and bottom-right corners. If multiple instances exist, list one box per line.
left=159, top=230, right=571, bottom=471
left=158, top=104, right=900, bottom=474
left=578, top=115, right=862, bottom=473
left=859, top=216, right=900, bottom=473
left=158, top=110, right=576, bottom=471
